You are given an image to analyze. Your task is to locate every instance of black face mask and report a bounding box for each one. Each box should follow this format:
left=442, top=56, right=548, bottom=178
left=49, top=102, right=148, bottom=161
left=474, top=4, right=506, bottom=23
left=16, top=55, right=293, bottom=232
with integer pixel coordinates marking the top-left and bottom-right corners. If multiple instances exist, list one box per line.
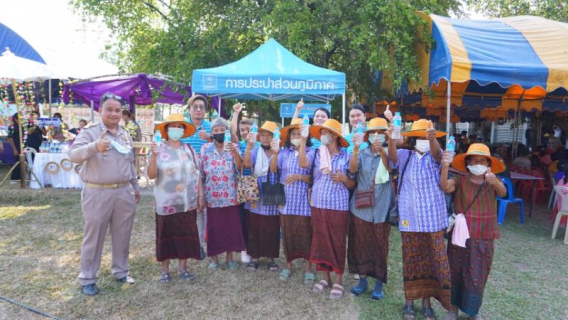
left=212, top=133, right=225, bottom=144
left=261, top=144, right=271, bottom=150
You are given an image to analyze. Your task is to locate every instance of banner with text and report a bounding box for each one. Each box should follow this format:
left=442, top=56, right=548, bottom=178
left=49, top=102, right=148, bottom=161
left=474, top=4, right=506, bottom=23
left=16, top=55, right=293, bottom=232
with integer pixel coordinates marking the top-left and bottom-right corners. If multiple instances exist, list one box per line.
left=280, top=103, right=331, bottom=118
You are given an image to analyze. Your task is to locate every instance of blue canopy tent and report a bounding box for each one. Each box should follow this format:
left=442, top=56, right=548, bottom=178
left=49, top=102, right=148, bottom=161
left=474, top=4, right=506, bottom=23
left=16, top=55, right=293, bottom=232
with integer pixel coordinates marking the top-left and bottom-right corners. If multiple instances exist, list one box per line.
left=412, top=13, right=568, bottom=142
left=192, top=38, right=347, bottom=124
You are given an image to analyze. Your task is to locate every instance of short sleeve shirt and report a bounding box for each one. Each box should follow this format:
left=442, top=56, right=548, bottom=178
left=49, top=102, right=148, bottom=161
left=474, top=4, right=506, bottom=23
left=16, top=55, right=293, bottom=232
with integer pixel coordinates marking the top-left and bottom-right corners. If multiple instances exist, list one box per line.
left=244, top=146, right=279, bottom=216
left=277, top=147, right=314, bottom=216
left=200, top=142, right=240, bottom=208
left=311, top=149, right=352, bottom=211
left=181, top=119, right=211, bottom=157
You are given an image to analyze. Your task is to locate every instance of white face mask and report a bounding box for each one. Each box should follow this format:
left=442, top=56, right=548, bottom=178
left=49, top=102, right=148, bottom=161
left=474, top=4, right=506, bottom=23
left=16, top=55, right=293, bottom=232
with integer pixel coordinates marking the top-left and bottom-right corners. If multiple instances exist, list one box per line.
left=321, top=134, right=333, bottom=146
left=167, top=127, right=184, bottom=141
left=290, top=138, right=301, bottom=147
left=468, top=164, right=488, bottom=176
left=415, top=139, right=430, bottom=153
left=368, top=133, right=386, bottom=144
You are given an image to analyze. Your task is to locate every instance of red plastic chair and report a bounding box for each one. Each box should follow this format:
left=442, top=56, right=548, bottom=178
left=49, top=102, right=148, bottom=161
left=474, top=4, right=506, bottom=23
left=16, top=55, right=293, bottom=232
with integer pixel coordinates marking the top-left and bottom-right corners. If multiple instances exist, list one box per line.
left=520, top=169, right=550, bottom=204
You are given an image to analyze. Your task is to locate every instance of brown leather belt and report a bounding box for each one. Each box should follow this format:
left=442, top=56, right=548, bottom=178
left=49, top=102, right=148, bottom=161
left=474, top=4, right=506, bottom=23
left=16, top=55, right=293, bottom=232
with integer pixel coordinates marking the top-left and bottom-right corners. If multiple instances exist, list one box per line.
left=85, top=183, right=127, bottom=189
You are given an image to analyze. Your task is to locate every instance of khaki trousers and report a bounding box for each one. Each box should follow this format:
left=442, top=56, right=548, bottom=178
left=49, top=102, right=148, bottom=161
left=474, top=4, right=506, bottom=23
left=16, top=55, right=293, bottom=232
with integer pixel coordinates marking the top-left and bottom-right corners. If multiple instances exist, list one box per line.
left=78, top=186, right=136, bottom=286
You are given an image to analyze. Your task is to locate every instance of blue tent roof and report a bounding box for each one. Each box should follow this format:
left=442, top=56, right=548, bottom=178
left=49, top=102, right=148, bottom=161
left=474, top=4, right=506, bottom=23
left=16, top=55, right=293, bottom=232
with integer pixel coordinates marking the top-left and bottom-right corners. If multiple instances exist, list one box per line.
left=0, top=22, right=45, bottom=63
left=192, top=38, right=346, bottom=101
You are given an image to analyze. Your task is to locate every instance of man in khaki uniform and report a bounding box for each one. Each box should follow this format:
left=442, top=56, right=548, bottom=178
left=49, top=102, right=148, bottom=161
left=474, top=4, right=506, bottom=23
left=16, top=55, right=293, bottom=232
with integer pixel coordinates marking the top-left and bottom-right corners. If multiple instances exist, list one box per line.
left=69, top=93, right=141, bottom=296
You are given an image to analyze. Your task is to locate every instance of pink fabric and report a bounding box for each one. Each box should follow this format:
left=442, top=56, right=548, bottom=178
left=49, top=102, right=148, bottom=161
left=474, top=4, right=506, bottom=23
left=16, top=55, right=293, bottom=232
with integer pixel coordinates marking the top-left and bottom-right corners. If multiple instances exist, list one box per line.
left=451, top=214, right=470, bottom=248
left=318, top=145, right=332, bottom=174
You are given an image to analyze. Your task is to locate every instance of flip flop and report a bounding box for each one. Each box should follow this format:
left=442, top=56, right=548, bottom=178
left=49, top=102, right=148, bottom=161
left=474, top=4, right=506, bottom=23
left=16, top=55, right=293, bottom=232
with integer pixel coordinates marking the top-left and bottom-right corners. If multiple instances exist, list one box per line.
left=179, top=271, right=196, bottom=281
left=329, top=284, right=344, bottom=299
left=403, top=305, right=416, bottom=320
left=158, top=273, right=170, bottom=284
left=422, top=307, right=436, bottom=320
left=312, top=279, right=329, bottom=293
left=246, top=261, right=259, bottom=271
left=267, top=261, right=279, bottom=271
left=303, top=272, right=315, bottom=285
left=208, top=262, right=219, bottom=270
left=279, top=268, right=291, bottom=281
left=227, top=261, right=239, bottom=270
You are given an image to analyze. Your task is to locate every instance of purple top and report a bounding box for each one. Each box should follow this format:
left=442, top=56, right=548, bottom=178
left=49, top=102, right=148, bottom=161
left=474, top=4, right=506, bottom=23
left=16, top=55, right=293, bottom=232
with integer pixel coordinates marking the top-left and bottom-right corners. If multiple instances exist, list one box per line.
left=311, top=149, right=353, bottom=211
left=277, top=146, right=315, bottom=216
left=391, top=149, right=448, bottom=232
left=244, top=146, right=279, bottom=216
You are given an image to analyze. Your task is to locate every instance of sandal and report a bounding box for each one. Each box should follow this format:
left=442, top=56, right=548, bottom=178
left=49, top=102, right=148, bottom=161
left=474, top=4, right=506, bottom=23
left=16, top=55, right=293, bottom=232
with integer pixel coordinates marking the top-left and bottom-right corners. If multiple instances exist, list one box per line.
left=227, top=261, right=239, bottom=270
left=329, top=284, right=344, bottom=299
left=312, top=279, right=329, bottom=293
left=422, top=307, right=436, bottom=320
left=267, top=261, right=279, bottom=271
left=208, top=262, right=219, bottom=270
left=303, top=272, right=315, bottom=285
left=158, top=273, right=170, bottom=284
left=246, top=261, right=259, bottom=271
left=403, top=304, right=416, bottom=320
left=370, top=291, right=385, bottom=300
left=279, top=268, right=291, bottom=281
left=350, top=286, right=367, bottom=297
left=179, top=271, right=196, bottom=281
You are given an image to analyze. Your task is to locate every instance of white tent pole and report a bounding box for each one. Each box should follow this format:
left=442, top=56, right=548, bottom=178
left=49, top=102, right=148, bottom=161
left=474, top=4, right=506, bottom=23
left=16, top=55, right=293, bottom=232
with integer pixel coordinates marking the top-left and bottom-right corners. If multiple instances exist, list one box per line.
left=218, top=97, right=221, bottom=115
left=48, top=80, right=51, bottom=117
left=90, top=100, right=94, bottom=122
left=342, top=93, right=346, bottom=125
left=446, top=81, right=451, bottom=139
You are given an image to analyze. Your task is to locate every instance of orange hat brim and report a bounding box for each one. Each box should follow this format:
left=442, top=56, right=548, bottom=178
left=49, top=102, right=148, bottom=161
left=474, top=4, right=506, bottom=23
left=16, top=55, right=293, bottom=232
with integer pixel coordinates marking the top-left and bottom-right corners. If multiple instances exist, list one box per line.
left=451, top=153, right=506, bottom=174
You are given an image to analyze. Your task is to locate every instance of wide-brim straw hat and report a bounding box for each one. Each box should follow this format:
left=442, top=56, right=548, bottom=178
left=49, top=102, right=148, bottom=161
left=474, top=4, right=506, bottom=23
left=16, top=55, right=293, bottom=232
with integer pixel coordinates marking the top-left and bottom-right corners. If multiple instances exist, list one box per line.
left=309, top=119, right=350, bottom=148
left=401, top=119, right=446, bottom=138
left=452, top=143, right=506, bottom=174
left=258, top=121, right=279, bottom=135
left=280, top=118, right=302, bottom=142
left=154, top=114, right=196, bottom=140
left=364, top=117, right=388, bottom=142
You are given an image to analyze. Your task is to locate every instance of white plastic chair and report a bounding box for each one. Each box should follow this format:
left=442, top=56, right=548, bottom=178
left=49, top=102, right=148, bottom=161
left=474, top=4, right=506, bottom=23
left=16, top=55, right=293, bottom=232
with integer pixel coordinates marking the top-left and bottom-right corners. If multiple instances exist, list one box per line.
left=548, top=176, right=558, bottom=209
left=24, top=147, right=42, bottom=188
left=552, top=186, right=568, bottom=244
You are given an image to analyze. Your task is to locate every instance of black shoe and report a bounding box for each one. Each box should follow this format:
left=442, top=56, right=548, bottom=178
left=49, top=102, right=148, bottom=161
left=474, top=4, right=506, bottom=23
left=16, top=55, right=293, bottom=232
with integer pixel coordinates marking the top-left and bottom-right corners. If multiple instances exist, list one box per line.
left=116, top=276, right=135, bottom=284
left=82, top=284, right=100, bottom=296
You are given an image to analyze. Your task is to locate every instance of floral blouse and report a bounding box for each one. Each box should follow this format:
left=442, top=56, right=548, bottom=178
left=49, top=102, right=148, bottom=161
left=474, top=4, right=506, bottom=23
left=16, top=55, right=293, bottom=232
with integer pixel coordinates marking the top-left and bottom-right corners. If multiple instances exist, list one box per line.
left=152, top=144, right=199, bottom=215
left=200, top=142, right=241, bottom=208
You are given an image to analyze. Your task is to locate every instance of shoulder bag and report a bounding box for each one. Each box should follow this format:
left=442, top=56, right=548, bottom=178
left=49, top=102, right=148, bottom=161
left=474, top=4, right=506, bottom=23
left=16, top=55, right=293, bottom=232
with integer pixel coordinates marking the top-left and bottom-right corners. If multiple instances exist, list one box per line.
left=354, top=153, right=377, bottom=209
left=386, top=152, right=411, bottom=226
left=261, top=169, right=286, bottom=206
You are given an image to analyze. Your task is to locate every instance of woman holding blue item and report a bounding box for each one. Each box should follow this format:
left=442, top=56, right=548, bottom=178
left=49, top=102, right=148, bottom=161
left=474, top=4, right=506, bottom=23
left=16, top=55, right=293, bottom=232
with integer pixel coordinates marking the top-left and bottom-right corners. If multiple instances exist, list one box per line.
left=291, top=98, right=330, bottom=149
left=344, top=103, right=368, bottom=154
left=347, top=117, right=394, bottom=300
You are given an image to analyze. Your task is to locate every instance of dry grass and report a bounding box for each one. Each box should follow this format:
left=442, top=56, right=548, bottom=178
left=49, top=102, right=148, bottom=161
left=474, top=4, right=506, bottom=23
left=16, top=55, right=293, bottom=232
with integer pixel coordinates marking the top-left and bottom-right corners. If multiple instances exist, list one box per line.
left=0, top=169, right=567, bottom=319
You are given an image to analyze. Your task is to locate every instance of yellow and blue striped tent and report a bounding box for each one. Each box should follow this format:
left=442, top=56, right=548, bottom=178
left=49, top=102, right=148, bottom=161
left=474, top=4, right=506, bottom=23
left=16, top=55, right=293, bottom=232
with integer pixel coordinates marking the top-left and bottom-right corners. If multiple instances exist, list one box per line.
left=413, top=13, right=568, bottom=115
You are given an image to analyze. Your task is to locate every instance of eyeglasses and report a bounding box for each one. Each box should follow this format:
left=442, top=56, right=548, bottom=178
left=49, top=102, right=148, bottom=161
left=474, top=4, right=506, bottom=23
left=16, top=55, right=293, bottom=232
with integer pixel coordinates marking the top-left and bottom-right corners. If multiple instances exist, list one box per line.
left=100, top=93, right=126, bottom=106
left=190, top=105, right=206, bottom=111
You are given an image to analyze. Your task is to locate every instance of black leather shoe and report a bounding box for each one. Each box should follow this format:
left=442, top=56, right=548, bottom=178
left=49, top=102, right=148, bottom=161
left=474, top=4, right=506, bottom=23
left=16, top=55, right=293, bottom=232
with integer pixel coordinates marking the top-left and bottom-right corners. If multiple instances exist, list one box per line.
left=116, top=276, right=135, bottom=284
left=82, top=284, right=100, bottom=296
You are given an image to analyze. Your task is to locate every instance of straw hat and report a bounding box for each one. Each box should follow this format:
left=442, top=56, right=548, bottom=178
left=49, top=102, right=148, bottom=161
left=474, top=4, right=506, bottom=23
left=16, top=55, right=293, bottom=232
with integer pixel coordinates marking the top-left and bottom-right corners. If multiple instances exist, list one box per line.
left=452, top=143, right=506, bottom=174
left=154, top=114, right=196, bottom=140
left=401, top=119, right=446, bottom=138
left=258, top=121, right=279, bottom=135
left=364, top=117, right=388, bottom=142
left=309, top=119, right=349, bottom=148
left=280, top=118, right=302, bottom=142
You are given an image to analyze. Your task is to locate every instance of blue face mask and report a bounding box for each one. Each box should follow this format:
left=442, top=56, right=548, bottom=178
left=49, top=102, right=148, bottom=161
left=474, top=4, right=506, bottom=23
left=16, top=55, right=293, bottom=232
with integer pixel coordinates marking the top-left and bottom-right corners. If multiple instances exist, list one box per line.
left=168, top=128, right=184, bottom=141
left=110, top=140, right=132, bottom=154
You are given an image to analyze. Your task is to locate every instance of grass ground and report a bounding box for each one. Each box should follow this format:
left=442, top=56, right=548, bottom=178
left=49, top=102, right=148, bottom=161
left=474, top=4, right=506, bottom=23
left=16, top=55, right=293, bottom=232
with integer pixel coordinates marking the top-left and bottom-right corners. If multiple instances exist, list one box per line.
left=0, top=164, right=567, bottom=319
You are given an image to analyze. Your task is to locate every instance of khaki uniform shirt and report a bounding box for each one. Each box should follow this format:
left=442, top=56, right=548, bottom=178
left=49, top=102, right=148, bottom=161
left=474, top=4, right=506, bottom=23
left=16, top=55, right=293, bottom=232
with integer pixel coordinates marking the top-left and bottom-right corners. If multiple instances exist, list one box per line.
left=69, top=122, right=139, bottom=192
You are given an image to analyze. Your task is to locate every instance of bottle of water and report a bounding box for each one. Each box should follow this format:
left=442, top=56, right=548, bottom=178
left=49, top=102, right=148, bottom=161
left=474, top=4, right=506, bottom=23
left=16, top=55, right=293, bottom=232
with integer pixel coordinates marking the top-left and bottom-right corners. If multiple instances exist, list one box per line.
left=224, top=130, right=232, bottom=149
left=301, top=114, right=310, bottom=137
left=392, top=112, right=402, bottom=139
left=153, top=130, right=162, bottom=146
left=446, top=135, right=456, bottom=162
left=250, top=121, right=258, bottom=143
left=356, top=122, right=364, bottom=145
left=273, top=128, right=281, bottom=147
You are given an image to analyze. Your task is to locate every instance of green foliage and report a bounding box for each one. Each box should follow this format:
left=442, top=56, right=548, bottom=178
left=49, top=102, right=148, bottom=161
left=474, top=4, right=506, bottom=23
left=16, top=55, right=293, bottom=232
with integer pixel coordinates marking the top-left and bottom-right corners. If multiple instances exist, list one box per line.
left=73, top=0, right=462, bottom=121
left=466, top=0, right=568, bottom=22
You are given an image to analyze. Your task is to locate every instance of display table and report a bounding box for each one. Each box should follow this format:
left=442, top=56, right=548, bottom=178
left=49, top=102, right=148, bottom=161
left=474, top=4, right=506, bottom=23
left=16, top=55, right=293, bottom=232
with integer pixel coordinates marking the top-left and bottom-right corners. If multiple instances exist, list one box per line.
left=30, top=153, right=83, bottom=189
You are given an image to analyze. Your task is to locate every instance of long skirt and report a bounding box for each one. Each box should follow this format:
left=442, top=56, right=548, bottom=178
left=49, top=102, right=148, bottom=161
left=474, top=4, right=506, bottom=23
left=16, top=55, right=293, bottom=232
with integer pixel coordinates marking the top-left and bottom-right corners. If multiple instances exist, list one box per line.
left=310, top=207, right=348, bottom=274
left=156, top=210, right=200, bottom=262
left=401, top=231, right=451, bottom=310
left=246, top=211, right=280, bottom=259
left=280, top=214, right=312, bottom=262
left=347, top=213, right=391, bottom=283
left=448, top=239, right=494, bottom=316
left=206, top=205, right=246, bottom=257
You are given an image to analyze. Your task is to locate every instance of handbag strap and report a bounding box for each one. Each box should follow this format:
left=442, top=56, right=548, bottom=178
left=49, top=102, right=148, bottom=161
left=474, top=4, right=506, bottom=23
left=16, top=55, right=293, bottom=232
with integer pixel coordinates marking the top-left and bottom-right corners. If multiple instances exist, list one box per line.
left=461, top=180, right=486, bottom=215
left=396, top=152, right=412, bottom=196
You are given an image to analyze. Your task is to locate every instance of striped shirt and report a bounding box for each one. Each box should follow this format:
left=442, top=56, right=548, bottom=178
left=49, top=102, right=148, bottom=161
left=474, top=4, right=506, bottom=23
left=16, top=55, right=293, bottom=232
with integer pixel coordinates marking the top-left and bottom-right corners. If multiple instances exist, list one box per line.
left=181, top=118, right=211, bottom=156
left=349, top=148, right=394, bottom=223
left=277, top=146, right=314, bottom=216
left=311, top=149, right=353, bottom=211
left=452, top=175, right=500, bottom=239
left=239, top=140, right=259, bottom=176
left=244, top=146, right=279, bottom=216
left=343, top=132, right=369, bottom=154
left=392, top=149, right=448, bottom=232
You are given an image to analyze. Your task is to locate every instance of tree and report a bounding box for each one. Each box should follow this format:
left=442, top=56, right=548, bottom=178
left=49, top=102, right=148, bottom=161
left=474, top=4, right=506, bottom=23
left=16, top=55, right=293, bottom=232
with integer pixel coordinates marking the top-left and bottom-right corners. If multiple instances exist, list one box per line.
left=73, top=0, right=462, bottom=121
left=466, top=0, right=568, bottom=22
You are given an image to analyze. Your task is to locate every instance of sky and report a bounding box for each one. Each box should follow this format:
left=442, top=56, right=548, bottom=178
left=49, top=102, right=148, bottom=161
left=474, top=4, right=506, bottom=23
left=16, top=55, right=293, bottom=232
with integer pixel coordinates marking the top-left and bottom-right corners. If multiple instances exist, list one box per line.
left=0, top=0, right=117, bottom=78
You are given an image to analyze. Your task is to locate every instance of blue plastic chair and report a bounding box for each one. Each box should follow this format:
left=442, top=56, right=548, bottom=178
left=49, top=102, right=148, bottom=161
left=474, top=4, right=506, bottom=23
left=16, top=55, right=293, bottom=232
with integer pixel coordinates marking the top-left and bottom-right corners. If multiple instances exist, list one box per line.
left=497, top=177, right=525, bottom=225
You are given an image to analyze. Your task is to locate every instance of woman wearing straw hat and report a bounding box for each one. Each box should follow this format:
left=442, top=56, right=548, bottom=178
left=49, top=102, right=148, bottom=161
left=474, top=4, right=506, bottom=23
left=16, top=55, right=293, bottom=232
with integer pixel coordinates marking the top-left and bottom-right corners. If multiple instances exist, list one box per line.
left=299, top=119, right=356, bottom=299
left=269, top=118, right=315, bottom=284
left=147, top=114, right=201, bottom=283
left=347, top=117, right=394, bottom=300
left=243, top=121, right=281, bottom=271
left=198, top=118, right=245, bottom=270
left=387, top=119, right=451, bottom=320
left=440, top=143, right=506, bottom=320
